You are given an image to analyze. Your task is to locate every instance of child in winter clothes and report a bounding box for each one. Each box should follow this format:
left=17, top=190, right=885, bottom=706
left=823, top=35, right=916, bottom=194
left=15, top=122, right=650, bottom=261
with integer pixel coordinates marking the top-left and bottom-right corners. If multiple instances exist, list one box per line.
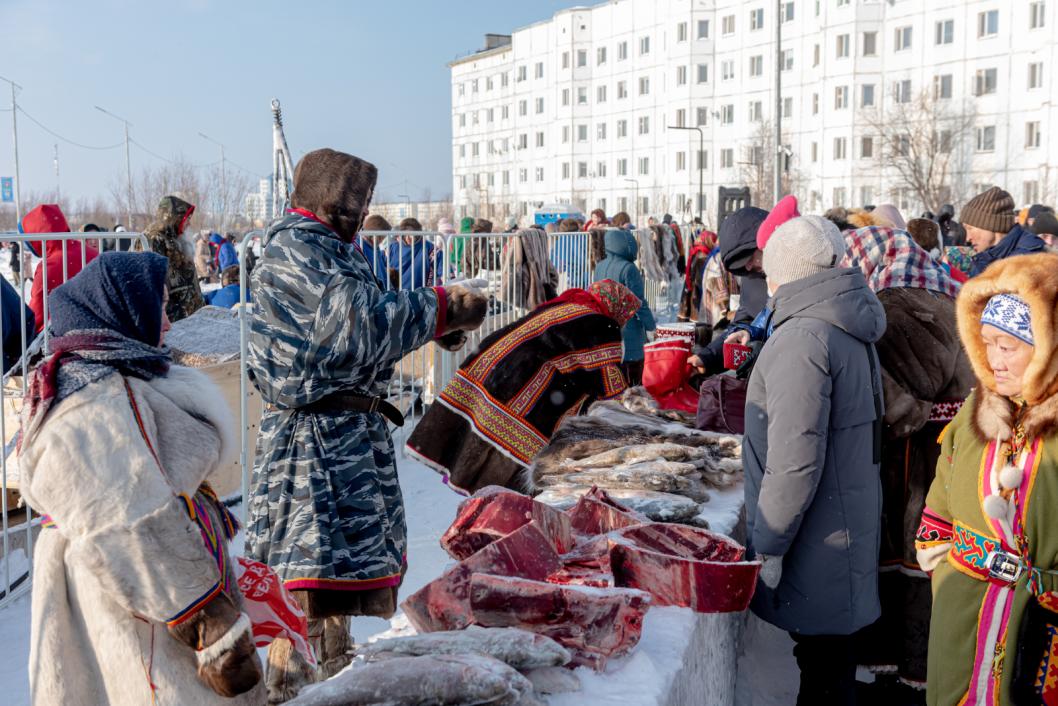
left=594, top=229, right=656, bottom=385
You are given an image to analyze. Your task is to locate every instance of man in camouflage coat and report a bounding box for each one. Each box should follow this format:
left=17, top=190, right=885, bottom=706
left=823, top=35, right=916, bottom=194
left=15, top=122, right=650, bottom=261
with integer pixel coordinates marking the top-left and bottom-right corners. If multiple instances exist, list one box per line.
left=245, top=148, right=486, bottom=702
left=135, top=195, right=205, bottom=321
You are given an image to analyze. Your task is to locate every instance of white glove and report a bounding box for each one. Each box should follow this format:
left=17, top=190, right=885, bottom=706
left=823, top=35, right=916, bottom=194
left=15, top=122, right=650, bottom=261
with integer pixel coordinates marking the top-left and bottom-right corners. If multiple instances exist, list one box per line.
left=758, top=554, right=783, bottom=589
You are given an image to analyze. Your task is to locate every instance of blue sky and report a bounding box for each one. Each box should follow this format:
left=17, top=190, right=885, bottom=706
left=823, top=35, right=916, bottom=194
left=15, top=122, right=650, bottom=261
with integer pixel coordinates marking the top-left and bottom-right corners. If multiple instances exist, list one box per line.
left=0, top=0, right=576, bottom=205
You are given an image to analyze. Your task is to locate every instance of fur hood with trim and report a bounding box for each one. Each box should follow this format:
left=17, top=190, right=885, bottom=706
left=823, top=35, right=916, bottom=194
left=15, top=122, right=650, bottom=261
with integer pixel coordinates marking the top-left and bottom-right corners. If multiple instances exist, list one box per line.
left=957, top=252, right=1058, bottom=440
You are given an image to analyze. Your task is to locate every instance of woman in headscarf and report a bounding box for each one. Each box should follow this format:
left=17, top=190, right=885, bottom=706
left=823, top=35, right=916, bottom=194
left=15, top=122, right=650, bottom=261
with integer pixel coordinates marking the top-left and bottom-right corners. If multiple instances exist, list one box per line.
left=917, top=253, right=1058, bottom=705
left=841, top=226, right=974, bottom=699
left=408, top=280, right=642, bottom=494
left=18, top=252, right=263, bottom=706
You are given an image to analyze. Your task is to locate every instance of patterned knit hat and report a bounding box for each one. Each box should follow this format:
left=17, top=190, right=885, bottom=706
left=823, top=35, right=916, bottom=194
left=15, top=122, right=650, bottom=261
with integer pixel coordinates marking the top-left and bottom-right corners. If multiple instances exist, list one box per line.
left=981, top=293, right=1033, bottom=346
left=762, top=215, right=846, bottom=288
left=960, top=186, right=1015, bottom=233
left=588, top=280, right=641, bottom=326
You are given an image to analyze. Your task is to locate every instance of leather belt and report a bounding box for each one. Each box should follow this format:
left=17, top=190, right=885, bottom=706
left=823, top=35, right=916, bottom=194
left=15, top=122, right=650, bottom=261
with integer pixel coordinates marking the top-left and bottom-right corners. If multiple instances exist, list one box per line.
left=285, top=392, right=405, bottom=427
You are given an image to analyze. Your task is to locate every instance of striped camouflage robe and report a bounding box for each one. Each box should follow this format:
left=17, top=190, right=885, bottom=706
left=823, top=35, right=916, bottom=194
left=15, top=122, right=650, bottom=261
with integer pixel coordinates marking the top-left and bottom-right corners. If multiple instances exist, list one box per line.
left=246, top=212, right=440, bottom=595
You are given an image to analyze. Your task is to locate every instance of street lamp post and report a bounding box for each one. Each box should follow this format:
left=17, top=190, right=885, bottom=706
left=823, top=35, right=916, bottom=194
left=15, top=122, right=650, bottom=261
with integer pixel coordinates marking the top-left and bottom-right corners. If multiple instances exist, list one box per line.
left=95, top=105, right=133, bottom=230
left=0, top=75, right=23, bottom=223
left=199, top=132, right=226, bottom=229
left=668, top=125, right=705, bottom=223
left=773, top=0, right=784, bottom=204
left=624, top=178, right=640, bottom=227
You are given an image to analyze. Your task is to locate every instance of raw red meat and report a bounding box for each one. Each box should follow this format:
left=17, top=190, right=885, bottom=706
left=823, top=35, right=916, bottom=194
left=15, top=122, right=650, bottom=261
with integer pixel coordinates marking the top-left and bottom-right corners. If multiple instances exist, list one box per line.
left=442, top=486, right=574, bottom=561
left=469, top=573, right=650, bottom=670
left=608, top=523, right=760, bottom=613
left=566, top=486, right=648, bottom=535
left=546, top=534, right=613, bottom=587
left=402, top=523, right=562, bottom=633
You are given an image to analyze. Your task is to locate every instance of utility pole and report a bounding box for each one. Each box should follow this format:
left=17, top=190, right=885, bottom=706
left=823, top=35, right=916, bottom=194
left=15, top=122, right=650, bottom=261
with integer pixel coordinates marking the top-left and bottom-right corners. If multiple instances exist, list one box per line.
left=624, top=178, right=640, bottom=226
left=53, top=144, right=60, bottom=201
left=96, top=105, right=133, bottom=229
left=668, top=125, right=705, bottom=223
left=199, top=132, right=226, bottom=229
left=773, top=0, right=784, bottom=204
left=0, top=75, right=23, bottom=222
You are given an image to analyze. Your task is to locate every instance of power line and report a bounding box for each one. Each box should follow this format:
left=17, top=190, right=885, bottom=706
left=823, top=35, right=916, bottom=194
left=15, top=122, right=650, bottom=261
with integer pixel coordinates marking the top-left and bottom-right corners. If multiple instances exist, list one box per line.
left=129, top=138, right=219, bottom=169
left=16, top=105, right=124, bottom=150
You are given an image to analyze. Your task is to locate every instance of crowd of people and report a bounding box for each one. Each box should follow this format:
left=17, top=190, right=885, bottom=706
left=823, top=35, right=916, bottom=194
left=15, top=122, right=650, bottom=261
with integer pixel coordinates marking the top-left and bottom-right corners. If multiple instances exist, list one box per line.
left=6, top=149, right=1058, bottom=706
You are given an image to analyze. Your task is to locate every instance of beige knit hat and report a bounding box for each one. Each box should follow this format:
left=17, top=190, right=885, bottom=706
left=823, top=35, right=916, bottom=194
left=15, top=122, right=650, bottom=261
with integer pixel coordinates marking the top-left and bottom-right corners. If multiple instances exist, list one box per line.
left=762, top=215, right=846, bottom=288
left=960, top=186, right=1015, bottom=233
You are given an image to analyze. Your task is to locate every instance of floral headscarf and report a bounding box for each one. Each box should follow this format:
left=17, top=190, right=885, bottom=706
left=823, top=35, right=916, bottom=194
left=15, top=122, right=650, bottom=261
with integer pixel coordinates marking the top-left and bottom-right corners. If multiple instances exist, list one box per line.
left=588, top=279, right=641, bottom=326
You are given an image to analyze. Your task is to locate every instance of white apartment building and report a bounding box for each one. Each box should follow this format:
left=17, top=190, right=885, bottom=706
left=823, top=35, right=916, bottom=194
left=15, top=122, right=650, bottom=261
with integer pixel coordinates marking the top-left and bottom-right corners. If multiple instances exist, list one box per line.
left=244, top=177, right=274, bottom=226
left=371, top=200, right=455, bottom=228
left=450, top=0, right=1058, bottom=227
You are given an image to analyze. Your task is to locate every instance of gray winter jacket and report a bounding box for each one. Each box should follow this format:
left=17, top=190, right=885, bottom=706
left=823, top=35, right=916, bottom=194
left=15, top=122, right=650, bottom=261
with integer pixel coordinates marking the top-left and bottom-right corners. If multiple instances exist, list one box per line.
left=743, top=267, right=886, bottom=636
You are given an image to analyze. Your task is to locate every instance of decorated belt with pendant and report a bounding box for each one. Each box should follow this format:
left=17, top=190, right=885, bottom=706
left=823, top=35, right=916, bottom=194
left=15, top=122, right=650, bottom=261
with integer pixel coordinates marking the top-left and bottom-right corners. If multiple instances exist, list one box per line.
left=950, top=522, right=1024, bottom=586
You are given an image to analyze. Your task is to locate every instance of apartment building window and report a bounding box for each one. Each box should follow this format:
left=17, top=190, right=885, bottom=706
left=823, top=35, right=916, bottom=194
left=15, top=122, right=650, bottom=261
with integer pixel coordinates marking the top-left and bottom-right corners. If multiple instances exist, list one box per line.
left=486, top=108, right=494, bottom=123
left=676, top=152, right=687, bottom=171
left=1031, top=1, right=1046, bottom=29
left=749, top=101, right=763, bottom=121
left=697, top=149, right=709, bottom=170
left=640, top=36, right=651, bottom=54
left=697, top=107, right=709, bottom=126
left=458, top=83, right=465, bottom=98
left=783, top=96, right=793, bottom=118
left=937, top=129, right=953, bottom=153
left=501, top=72, right=509, bottom=88
left=578, top=162, right=588, bottom=178
left=722, top=60, right=735, bottom=81
left=862, top=31, right=877, bottom=56
left=861, top=186, right=874, bottom=206
left=837, top=0, right=850, bottom=6
left=934, top=74, right=953, bottom=99
left=639, top=77, right=650, bottom=95
left=517, top=66, right=527, bottom=82
left=501, top=105, right=509, bottom=120
left=720, top=148, right=734, bottom=168
left=893, top=79, right=912, bottom=103
left=835, top=85, right=849, bottom=109
left=562, top=126, right=569, bottom=144
left=618, top=81, right=628, bottom=99
left=535, top=62, right=544, bottom=79
left=1025, top=180, right=1041, bottom=204
left=638, top=116, right=650, bottom=135
left=597, top=85, right=607, bottom=103
left=935, top=19, right=954, bottom=44
left=472, top=110, right=479, bottom=126
left=861, top=84, right=876, bottom=107
left=638, top=157, right=650, bottom=176
left=535, top=131, right=545, bottom=148
left=976, top=125, right=996, bottom=152
left=576, top=50, right=587, bottom=68
left=782, top=2, right=795, bottom=22
left=750, top=8, right=764, bottom=30
left=562, top=52, right=570, bottom=70
left=597, top=47, right=607, bottom=65
left=576, top=124, right=587, bottom=142
left=834, top=137, right=847, bottom=159
left=697, top=64, right=709, bottom=83
left=458, top=113, right=466, bottom=128
left=471, top=79, right=478, bottom=93
left=977, top=10, right=999, bottom=38
left=677, top=21, right=688, bottom=42
left=562, top=163, right=570, bottom=180
left=721, top=104, right=734, bottom=124
left=486, top=172, right=494, bottom=187
left=561, top=90, right=569, bottom=107
left=722, top=15, right=735, bottom=35
left=536, top=97, right=545, bottom=113
left=861, top=136, right=874, bottom=158
left=458, top=144, right=466, bottom=159
left=519, top=168, right=527, bottom=183
left=811, top=142, right=818, bottom=162
left=677, top=65, right=688, bottom=86
left=675, top=108, right=687, bottom=127
left=485, top=77, right=493, bottom=92
left=577, top=87, right=587, bottom=105
left=597, top=123, right=607, bottom=140
left=833, top=187, right=847, bottom=207
left=618, top=41, right=628, bottom=61
left=502, top=170, right=509, bottom=186
left=1026, top=121, right=1042, bottom=148
left=812, top=93, right=819, bottom=115
left=617, top=120, right=628, bottom=138
left=974, top=68, right=998, bottom=96
left=781, top=49, right=794, bottom=71
left=518, top=134, right=528, bottom=149
left=837, top=34, right=850, bottom=58
left=813, top=43, right=820, bottom=67
left=597, top=162, right=607, bottom=178
left=750, top=55, right=764, bottom=77
left=1029, top=62, right=1044, bottom=89
left=894, top=26, right=912, bottom=51
left=617, top=159, right=628, bottom=176
left=697, top=20, right=710, bottom=39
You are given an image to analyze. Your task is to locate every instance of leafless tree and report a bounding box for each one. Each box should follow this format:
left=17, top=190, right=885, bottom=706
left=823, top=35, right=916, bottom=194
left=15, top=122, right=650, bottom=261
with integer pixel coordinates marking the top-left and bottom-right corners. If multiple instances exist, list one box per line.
left=737, top=119, right=805, bottom=207
left=861, top=89, right=978, bottom=214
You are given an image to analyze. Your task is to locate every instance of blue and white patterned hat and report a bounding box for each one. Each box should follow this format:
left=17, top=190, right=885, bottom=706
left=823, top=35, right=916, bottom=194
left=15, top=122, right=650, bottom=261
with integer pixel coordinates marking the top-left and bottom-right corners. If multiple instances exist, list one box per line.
left=981, top=293, right=1034, bottom=346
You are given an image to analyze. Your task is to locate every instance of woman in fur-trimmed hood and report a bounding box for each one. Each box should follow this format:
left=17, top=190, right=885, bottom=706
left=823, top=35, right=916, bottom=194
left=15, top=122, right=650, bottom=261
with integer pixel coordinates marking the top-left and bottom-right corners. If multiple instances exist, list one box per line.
left=916, top=253, right=1058, bottom=705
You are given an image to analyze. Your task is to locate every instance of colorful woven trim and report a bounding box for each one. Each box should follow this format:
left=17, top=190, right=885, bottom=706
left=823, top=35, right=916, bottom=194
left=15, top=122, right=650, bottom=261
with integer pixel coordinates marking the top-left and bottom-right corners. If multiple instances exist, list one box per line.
left=948, top=521, right=1002, bottom=583
left=166, top=581, right=222, bottom=627
left=508, top=343, right=623, bottom=415
left=1035, top=625, right=1058, bottom=701
left=602, top=364, right=627, bottom=399
left=440, top=372, right=548, bottom=464
left=929, top=399, right=964, bottom=423
left=915, top=506, right=954, bottom=548
left=466, top=303, right=594, bottom=379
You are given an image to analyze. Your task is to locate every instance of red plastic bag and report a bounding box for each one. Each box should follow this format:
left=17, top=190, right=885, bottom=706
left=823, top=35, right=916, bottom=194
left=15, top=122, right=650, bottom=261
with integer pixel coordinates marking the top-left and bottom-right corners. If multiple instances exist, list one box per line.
left=236, top=556, right=317, bottom=668
left=642, top=339, right=699, bottom=413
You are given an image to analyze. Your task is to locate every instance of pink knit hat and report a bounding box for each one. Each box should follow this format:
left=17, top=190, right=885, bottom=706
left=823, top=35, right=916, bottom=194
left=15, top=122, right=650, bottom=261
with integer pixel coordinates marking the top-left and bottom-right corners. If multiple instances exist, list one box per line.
left=756, top=195, right=800, bottom=249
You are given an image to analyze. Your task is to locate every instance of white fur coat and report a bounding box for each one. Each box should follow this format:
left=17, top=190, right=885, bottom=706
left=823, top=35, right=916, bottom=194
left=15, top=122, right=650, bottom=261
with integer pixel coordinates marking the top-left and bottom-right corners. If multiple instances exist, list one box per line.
left=18, top=366, right=265, bottom=706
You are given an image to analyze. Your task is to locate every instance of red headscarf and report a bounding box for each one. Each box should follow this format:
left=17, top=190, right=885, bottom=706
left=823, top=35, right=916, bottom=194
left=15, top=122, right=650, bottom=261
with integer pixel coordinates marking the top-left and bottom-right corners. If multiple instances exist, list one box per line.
left=536, top=280, right=641, bottom=326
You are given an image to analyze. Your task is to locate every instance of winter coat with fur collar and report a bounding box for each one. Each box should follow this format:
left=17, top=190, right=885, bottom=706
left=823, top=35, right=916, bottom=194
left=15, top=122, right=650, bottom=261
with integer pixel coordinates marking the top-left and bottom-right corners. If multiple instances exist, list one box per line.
left=18, top=366, right=265, bottom=706
left=917, top=253, right=1058, bottom=705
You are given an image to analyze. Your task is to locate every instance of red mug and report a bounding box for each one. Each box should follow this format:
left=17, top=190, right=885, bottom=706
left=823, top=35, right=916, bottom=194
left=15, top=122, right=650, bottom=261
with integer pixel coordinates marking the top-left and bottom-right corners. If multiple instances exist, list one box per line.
left=723, top=342, right=752, bottom=370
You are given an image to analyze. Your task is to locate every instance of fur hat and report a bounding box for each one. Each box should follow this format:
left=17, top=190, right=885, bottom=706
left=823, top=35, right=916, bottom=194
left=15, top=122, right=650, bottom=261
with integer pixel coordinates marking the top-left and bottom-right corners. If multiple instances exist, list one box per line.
left=907, top=218, right=941, bottom=252
left=756, top=195, right=800, bottom=250
left=291, top=148, right=377, bottom=242
left=960, top=186, right=1015, bottom=234
left=762, top=215, right=846, bottom=288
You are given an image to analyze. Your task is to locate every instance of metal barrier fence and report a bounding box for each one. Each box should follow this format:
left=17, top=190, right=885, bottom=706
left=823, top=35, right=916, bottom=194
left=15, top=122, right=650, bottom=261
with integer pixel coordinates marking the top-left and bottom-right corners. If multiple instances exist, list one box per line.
left=0, top=231, right=149, bottom=610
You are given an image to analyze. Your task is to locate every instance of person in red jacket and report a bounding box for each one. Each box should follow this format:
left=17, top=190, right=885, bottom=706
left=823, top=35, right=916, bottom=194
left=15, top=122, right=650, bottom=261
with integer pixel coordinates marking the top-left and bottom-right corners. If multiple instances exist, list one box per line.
left=20, top=204, right=99, bottom=333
